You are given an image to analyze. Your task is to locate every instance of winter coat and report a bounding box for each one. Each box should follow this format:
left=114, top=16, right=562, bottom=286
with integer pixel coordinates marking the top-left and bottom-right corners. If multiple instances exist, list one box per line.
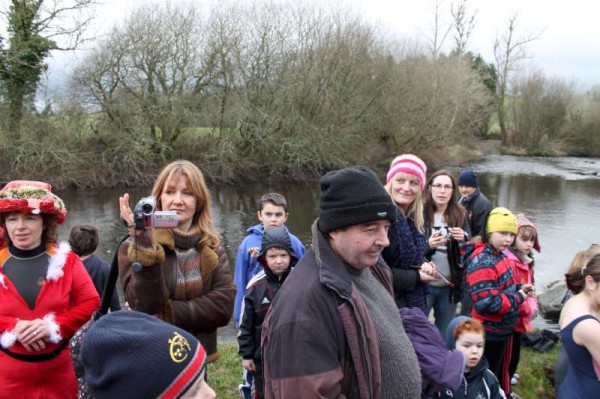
left=382, top=211, right=428, bottom=313
left=262, top=220, right=420, bottom=399
left=464, top=243, right=525, bottom=340
left=233, top=224, right=305, bottom=327
left=460, top=190, right=492, bottom=239
left=400, top=307, right=465, bottom=397
left=438, top=357, right=506, bottom=399
left=424, top=215, right=472, bottom=303
left=118, top=229, right=235, bottom=362
left=0, top=243, right=100, bottom=399
left=238, top=265, right=291, bottom=362
left=82, top=254, right=121, bottom=312
left=503, top=249, right=537, bottom=333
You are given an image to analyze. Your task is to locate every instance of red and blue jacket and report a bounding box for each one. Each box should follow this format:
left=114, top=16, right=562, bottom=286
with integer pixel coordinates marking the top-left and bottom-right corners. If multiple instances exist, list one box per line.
left=464, top=242, right=525, bottom=340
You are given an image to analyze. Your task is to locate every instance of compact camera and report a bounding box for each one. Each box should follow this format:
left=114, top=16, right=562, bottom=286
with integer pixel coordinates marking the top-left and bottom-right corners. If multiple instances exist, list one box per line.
left=133, top=196, right=179, bottom=229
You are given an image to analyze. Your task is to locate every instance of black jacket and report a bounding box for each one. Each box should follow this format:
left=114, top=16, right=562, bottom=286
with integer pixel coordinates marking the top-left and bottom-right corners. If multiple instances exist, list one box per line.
left=238, top=265, right=290, bottom=361
left=438, top=357, right=505, bottom=399
left=460, top=190, right=492, bottom=239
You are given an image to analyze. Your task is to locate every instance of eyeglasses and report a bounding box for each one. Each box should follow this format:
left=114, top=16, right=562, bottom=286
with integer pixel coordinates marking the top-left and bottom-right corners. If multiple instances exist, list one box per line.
left=431, top=184, right=453, bottom=191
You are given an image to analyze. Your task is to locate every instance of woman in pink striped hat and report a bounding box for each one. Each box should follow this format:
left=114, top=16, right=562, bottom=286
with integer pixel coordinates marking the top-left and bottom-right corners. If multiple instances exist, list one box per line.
left=382, top=154, right=437, bottom=315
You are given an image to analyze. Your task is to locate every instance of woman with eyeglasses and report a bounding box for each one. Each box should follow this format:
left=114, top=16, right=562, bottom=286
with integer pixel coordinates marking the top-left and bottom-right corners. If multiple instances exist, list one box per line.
left=423, top=170, right=471, bottom=335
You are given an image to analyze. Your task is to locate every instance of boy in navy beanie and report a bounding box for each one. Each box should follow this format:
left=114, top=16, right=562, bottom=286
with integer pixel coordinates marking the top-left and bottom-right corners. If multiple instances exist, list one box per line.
left=81, top=311, right=216, bottom=399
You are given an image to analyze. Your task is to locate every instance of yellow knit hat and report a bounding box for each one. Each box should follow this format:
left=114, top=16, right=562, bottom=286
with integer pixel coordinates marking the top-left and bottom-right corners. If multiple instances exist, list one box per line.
left=486, top=207, right=518, bottom=235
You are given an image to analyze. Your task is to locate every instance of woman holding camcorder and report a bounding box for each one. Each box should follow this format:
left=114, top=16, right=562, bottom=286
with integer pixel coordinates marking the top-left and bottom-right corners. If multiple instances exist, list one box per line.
left=117, top=160, right=236, bottom=364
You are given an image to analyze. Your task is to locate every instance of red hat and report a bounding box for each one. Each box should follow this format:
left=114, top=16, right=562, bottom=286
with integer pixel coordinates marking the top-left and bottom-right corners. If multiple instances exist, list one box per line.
left=516, top=213, right=541, bottom=252
left=0, top=180, right=67, bottom=224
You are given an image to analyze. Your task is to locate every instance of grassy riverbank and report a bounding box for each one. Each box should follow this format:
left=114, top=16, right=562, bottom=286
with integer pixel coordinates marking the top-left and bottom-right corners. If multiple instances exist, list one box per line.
left=209, top=342, right=560, bottom=399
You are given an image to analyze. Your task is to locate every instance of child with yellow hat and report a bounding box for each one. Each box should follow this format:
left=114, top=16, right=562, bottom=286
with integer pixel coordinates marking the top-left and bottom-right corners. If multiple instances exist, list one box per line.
left=462, top=207, right=536, bottom=396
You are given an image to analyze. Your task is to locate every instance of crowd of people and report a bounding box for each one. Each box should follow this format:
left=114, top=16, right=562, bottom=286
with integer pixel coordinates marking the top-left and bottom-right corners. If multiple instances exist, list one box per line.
left=0, top=156, right=597, bottom=399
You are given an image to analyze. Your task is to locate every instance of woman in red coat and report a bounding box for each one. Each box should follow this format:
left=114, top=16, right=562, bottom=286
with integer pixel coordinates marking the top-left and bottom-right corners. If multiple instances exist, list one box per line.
left=0, top=181, right=100, bottom=399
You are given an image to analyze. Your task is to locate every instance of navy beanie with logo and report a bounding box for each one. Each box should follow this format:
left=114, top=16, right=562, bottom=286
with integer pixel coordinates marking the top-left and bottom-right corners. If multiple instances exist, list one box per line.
left=458, top=170, right=478, bottom=188
left=82, top=311, right=207, bottom=399
left=318, top=166, right=397, bottom=234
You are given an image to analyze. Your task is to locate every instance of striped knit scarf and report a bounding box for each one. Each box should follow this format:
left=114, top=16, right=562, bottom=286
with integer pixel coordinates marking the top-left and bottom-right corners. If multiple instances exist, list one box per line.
left=172, top=227, right=203, bottom=300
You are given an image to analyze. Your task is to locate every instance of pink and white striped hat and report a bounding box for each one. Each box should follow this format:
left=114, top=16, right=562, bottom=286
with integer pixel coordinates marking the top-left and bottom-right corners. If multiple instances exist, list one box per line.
left=386, top=154, right=427, bottom=189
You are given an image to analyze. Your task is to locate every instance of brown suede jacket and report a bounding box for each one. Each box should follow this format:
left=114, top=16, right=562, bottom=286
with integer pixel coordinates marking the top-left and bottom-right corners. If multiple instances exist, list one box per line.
left=261, top=220, right=394, bottom=399
left=118, top=229, right=236, bottom=362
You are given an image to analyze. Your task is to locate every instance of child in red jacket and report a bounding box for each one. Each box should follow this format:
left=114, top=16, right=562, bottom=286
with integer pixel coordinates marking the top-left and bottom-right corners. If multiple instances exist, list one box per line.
left=504, top=213, right=541, bottom=386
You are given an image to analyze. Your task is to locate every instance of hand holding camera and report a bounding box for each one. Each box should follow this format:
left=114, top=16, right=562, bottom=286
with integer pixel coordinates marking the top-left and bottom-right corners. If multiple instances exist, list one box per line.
left=119, top=193, right=178, bottom=232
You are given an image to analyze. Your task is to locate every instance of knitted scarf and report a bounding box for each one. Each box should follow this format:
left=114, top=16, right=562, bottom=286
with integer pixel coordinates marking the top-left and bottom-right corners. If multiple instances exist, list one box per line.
left=172, top=227, right=203, bottom=300
left=394, top=216, right=429, bottom=312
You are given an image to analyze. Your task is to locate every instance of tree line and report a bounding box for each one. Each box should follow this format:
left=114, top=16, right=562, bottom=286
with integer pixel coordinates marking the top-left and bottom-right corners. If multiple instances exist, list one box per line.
left=0, top=0, right=599, bottom=188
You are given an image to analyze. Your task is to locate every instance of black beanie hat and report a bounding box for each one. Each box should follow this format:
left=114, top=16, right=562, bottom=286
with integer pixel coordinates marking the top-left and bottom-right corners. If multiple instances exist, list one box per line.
left=318, top=166, right=397, bottom=234
left=82, top=311, right=207, bottom=399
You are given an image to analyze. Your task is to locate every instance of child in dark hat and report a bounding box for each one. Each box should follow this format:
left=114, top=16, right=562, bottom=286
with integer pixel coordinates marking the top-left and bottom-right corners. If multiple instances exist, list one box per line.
left=81, top=310, right=215, bottom=399
left=237, top=225, right=297, bottom=399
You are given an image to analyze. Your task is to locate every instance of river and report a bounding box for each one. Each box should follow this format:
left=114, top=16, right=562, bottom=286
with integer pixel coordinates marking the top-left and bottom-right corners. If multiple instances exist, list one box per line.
left=54, top=154, right=600, bottom=338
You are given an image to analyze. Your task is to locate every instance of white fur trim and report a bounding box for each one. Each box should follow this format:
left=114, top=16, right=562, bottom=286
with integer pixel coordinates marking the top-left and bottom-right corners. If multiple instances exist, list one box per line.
left=46, top=242, right=71, bottom=281
left=0, top=273, right=6, bottom=289
left=43, top=313, right=62, bottom=343
left=1, top=328, right=18, bottom=348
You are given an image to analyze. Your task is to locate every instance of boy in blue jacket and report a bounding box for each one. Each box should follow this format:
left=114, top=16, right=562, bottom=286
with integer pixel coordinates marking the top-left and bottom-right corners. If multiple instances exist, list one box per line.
left=233, top=192, right=305, bottom=398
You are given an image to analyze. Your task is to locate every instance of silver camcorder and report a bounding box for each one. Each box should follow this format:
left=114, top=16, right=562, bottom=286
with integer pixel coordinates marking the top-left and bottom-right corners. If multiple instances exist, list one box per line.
left=133, top=196, right=178, bottom=229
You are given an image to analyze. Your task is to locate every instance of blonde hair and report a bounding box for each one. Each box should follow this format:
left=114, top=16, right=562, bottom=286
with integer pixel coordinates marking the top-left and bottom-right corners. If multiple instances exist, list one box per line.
left=151, top=160, right=220, bottom=248
left=385, top=178, right=425, bottom=233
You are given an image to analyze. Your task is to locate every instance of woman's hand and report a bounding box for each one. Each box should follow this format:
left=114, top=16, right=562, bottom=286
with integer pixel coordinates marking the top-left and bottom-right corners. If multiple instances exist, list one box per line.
left=119, top=193, right=144, bottom=236
left=449, top=227, right=466, bottom=242
left=428, top=230, right=447, bottom=249
left=419, top=261, right=438, bottom=282
left=16, top=319, right=50, bottom=352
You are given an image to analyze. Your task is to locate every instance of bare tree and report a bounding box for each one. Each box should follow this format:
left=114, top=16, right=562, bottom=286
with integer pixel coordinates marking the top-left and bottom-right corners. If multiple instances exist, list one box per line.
left=450, top=0, right=477, bottom=54
left=493, top=13, right=540, bottom=144
left=425, top=0, right=452, bottom=60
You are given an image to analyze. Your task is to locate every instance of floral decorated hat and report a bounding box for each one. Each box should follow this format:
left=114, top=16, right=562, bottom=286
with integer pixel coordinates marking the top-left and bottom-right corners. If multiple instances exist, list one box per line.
left=0, top=180, right=67, bottom=224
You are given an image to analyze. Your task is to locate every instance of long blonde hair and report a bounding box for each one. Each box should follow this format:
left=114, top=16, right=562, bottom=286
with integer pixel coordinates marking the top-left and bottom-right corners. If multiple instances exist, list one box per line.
left=151, top=160, right=220, bottom=248
left=385, top=179, right=425, bottom=233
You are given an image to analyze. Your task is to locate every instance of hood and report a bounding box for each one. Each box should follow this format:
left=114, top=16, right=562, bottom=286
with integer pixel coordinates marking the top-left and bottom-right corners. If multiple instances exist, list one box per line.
left=257, top=225, right=297, bottom=271
left=445, top=316, right=471, bottom=349
left=247, top=223, right=264, bottom=236
left=515, top=213, right=541, bottom=252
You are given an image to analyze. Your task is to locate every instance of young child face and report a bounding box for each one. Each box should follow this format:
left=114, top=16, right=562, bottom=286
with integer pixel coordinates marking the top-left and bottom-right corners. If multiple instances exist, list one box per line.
left=258, top=203, right=288, bottom=228
left=265, top=247, right=291, bottom=277
left=515, top=231, right=535, bottom=255
left=488, top=231, right=515, bottom=252
left=455, top=331, right=485, bottom=372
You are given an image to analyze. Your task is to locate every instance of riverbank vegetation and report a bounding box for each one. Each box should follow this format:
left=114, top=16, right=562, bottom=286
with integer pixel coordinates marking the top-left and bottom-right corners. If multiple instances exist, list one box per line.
left=1, top=1, right=599, bottom=188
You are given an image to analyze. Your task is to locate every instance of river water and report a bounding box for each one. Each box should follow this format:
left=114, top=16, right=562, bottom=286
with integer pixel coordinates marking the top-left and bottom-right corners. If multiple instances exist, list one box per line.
left=54, top=155, right=600, bottom=337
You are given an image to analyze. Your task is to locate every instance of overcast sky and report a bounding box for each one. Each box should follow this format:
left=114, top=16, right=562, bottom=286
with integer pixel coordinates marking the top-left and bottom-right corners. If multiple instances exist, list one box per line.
left=2, top=0, right=597, bottom=92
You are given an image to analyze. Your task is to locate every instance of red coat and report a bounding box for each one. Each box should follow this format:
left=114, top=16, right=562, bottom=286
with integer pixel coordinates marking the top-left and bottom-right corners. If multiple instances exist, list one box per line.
left=504, top=249, right=537, bottom=333
left=0, top=243, right=100, bottom=399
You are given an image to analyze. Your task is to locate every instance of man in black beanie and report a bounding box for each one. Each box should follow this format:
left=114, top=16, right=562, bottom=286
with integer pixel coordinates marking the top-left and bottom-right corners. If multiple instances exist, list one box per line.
left=262, top=166, right=421, bottom=399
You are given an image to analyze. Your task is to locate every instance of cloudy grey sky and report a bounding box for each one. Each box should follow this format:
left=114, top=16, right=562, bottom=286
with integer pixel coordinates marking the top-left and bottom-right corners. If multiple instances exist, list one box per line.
left=2, top=0, right=597, bottom=91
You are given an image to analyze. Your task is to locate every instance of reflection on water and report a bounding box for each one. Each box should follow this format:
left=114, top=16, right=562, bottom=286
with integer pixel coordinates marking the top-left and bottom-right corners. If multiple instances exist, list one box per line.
left=54, top=156, right=600, bottom=338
